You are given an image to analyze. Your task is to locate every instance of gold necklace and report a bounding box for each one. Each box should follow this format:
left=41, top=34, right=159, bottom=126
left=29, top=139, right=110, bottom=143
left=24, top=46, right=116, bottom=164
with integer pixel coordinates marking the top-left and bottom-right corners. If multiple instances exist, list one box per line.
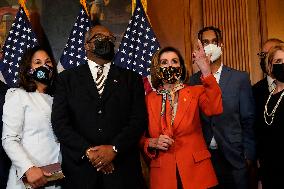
left=264, top=88, right=284, bottom=125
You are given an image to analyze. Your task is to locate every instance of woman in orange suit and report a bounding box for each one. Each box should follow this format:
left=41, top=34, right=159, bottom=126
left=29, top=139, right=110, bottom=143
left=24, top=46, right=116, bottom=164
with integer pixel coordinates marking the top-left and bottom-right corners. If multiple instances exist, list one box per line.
left=140, top=43, right=223, bottom=189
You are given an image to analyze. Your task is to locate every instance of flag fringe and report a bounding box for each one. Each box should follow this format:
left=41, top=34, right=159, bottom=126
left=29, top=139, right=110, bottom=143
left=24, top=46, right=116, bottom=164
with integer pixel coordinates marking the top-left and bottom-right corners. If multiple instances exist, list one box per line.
left=18, top=0, right=30, bottom=20
left=132, top=0, right=153, bottom=26
left=80, top=0, right=89, bottom=16
left=132, top=0, right=147, bottom=14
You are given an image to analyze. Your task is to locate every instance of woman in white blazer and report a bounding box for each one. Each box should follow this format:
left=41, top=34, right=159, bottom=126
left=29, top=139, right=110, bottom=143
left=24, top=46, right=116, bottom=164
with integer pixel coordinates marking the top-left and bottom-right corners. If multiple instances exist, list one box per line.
left=2, top=46, right=61, bottom=189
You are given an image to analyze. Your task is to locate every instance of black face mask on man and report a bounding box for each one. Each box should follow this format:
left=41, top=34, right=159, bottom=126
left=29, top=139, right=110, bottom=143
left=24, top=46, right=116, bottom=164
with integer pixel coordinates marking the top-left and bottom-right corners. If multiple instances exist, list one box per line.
left=159, top=66, right=182, bottom=84
left=272, top=63, right=284, bottom=82
left=29, top=64, right=53, bottom=85
left=93, top=38, right=115, bottom=61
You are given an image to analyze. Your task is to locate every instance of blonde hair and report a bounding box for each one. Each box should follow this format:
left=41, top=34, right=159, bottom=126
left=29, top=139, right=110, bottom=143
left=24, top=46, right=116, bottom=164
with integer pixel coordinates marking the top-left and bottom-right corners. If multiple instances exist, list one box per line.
left=267, top=43, right=284, bottom=66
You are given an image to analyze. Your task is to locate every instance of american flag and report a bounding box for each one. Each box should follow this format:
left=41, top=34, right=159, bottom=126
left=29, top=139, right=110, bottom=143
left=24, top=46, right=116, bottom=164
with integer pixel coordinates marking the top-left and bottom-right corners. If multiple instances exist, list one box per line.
left=114, top=0, right=160, bottom=92
left=59, top=5, right=90, bottom=69
left=0, top=7, right=38, bottom=87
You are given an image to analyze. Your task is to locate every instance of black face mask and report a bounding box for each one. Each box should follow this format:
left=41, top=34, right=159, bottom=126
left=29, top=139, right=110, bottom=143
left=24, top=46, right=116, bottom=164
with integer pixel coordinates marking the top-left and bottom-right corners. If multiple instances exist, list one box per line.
left=272, top=64, right=284, bottom=82
left=159, top=66, right=182, bottom=84
left=260, top=58, right=267, bottom=74
left=93, top=39, right=115, bottom=61
left=29, top=64, right=53, bottom=85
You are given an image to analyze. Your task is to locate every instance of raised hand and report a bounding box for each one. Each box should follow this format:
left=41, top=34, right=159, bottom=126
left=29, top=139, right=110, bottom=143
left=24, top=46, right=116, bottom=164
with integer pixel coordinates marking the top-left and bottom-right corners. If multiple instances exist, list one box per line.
left=192, top=39, right=212, bottom=77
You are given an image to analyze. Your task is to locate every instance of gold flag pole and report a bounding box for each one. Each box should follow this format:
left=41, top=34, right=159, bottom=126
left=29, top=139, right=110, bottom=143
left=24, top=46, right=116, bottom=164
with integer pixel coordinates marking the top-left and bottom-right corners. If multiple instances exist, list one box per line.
left=80, top=0, right=89, bottom=16
left=18, top=0, right=30, bottom=20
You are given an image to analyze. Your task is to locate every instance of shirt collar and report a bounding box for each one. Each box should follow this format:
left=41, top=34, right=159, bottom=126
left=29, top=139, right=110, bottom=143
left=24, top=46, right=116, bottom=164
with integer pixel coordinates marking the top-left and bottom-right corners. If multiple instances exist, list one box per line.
left=267, top=75, right=275, bottom=86
left=88, top=59, right=111, bottom=70
left=214, top=63, right=223, bottom=75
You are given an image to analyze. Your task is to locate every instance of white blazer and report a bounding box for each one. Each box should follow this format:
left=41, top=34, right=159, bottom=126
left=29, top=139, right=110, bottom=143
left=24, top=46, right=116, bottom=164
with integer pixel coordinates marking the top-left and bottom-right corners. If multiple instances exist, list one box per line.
left=2, top=88, right=61, bottom=189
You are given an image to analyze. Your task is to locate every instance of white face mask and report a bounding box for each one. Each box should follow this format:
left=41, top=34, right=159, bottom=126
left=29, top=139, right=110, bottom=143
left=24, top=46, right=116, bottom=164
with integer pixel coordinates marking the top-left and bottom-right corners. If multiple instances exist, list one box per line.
left=204, top=44, right=222, bottom=62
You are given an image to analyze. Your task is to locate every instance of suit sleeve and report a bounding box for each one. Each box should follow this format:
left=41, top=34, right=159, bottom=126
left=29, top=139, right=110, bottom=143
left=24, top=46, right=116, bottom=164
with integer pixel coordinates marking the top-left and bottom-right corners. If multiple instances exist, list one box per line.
left=51, top=73, right=91, bottom=162
left=2, top=89, right=34, bottom=179
left=111, top=73, right=147, bottom=154
left=198, top=74, right=223, bottom=116
left=240, top=74, right=256, bottom=160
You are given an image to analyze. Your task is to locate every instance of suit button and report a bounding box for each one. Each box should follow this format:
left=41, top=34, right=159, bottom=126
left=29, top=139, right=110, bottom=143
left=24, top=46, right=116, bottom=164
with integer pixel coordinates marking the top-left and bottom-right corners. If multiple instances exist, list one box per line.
left=98, top=110, right=102, bottom=114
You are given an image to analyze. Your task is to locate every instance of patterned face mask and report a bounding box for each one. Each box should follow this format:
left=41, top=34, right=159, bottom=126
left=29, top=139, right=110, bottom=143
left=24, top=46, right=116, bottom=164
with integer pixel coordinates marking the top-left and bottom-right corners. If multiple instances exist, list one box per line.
left=29, top=64, right=53, bottom=85
left=159, top=66, right=182, bottom=84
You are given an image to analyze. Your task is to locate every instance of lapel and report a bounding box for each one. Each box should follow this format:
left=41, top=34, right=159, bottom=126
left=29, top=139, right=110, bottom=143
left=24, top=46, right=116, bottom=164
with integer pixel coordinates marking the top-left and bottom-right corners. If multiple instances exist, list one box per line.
left=173, top=87, right=193, bottom=130
left=102, top=64, right=121, bottom=101
left=219, top=66, right=232, bottom=92
left=149, top=88, right=194, bottom=132
left=149, top=93, right=162, bottom=129
left=77, top=64, right=100, bottom=99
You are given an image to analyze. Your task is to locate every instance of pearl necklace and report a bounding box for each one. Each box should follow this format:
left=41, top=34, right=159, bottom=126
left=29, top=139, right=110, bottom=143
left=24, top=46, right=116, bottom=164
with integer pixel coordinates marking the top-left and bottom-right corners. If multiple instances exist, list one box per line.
left=264, top=88, right=284, bottom=125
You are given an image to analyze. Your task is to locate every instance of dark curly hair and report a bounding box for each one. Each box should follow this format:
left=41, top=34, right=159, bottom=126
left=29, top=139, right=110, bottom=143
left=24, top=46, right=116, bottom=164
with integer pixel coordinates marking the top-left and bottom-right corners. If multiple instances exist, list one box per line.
left=150, top=46, right=187, bottom=90
left=18, top=46, right=57, bottom=95
left=198, top=26, right=222, bottom=44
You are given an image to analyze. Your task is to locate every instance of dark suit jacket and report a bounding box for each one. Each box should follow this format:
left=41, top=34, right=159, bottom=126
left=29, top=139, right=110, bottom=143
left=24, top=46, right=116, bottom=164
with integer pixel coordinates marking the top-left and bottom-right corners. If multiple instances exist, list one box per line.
left=252, top=77, right=269, bottom=155
left=190, top=66, right=256, bottom=169
left=0, top=81, right=9, bottom=189
left=51, top=64, right=147, bottom=189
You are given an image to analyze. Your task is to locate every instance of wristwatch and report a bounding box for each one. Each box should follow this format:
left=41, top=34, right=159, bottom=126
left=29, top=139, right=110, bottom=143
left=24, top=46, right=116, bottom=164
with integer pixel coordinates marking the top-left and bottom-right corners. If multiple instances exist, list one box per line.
left=112, top=145, right=118, bottom=153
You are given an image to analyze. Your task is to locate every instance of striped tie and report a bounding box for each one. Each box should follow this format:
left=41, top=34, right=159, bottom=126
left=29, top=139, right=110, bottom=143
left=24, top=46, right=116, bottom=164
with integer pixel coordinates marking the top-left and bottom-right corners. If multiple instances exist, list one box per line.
left=96, top=65, right=105, bottom=95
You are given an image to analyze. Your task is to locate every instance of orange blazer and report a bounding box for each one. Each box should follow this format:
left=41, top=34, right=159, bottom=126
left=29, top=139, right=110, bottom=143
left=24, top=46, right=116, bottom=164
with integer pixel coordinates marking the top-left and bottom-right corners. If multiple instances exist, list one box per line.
left=141, top=74, right=223, bottom=189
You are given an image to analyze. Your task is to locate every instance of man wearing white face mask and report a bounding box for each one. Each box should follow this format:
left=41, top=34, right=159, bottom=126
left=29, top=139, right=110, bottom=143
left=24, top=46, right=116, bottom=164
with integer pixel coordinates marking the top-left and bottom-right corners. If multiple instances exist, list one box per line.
left=190, top=26, right=256, bottom=189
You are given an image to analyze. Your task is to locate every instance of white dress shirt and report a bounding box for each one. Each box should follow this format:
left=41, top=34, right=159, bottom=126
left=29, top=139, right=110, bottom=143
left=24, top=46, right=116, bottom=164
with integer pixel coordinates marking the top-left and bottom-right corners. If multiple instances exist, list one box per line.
left=88, top=59, right=111, bottom=83
left=209, top=63, right=223, bottom=149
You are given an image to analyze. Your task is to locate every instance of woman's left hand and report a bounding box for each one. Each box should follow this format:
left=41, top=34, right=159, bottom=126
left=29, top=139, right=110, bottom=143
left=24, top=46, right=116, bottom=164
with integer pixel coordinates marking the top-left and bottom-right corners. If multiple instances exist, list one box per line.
left=148, top=135, right=174, bottom=151
left=192, top=39, right=211, bottom=77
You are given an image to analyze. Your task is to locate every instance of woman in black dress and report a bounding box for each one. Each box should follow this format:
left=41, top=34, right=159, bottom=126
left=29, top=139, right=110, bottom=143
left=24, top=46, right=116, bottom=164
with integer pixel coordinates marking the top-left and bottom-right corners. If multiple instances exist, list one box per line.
left=258, top=43, right=284, bottom=188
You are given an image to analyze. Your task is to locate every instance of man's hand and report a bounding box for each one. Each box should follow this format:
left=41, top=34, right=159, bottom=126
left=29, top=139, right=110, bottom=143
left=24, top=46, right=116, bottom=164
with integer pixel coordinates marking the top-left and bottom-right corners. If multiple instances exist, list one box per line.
left=87, top=145, right=117, bottom=171
left=192, top=39, right=211, bottom=77
left=99, top=162, right=115, bottom=174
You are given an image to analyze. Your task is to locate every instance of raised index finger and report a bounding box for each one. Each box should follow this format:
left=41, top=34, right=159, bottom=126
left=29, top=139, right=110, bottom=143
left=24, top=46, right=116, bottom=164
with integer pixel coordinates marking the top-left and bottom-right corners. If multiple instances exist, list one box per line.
left=197, top=39, right=204, bottom=53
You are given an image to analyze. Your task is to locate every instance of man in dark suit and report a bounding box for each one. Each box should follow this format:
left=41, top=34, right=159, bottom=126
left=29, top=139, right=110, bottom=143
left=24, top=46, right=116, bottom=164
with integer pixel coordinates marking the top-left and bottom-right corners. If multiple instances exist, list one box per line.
left=190, top=26, right=256, bottom=189
left=51, top=25, right=147, bottom=189
left=252, top=38, right=283, bottom=186
left=0, top=80, right=10, bottom=189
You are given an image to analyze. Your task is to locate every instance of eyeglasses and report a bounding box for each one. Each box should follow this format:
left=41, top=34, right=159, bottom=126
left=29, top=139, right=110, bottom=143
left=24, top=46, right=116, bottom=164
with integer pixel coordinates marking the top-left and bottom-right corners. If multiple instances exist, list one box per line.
left=87, top=33, right=116, bottom=43
left=257, top=52, right=268, bottom=59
